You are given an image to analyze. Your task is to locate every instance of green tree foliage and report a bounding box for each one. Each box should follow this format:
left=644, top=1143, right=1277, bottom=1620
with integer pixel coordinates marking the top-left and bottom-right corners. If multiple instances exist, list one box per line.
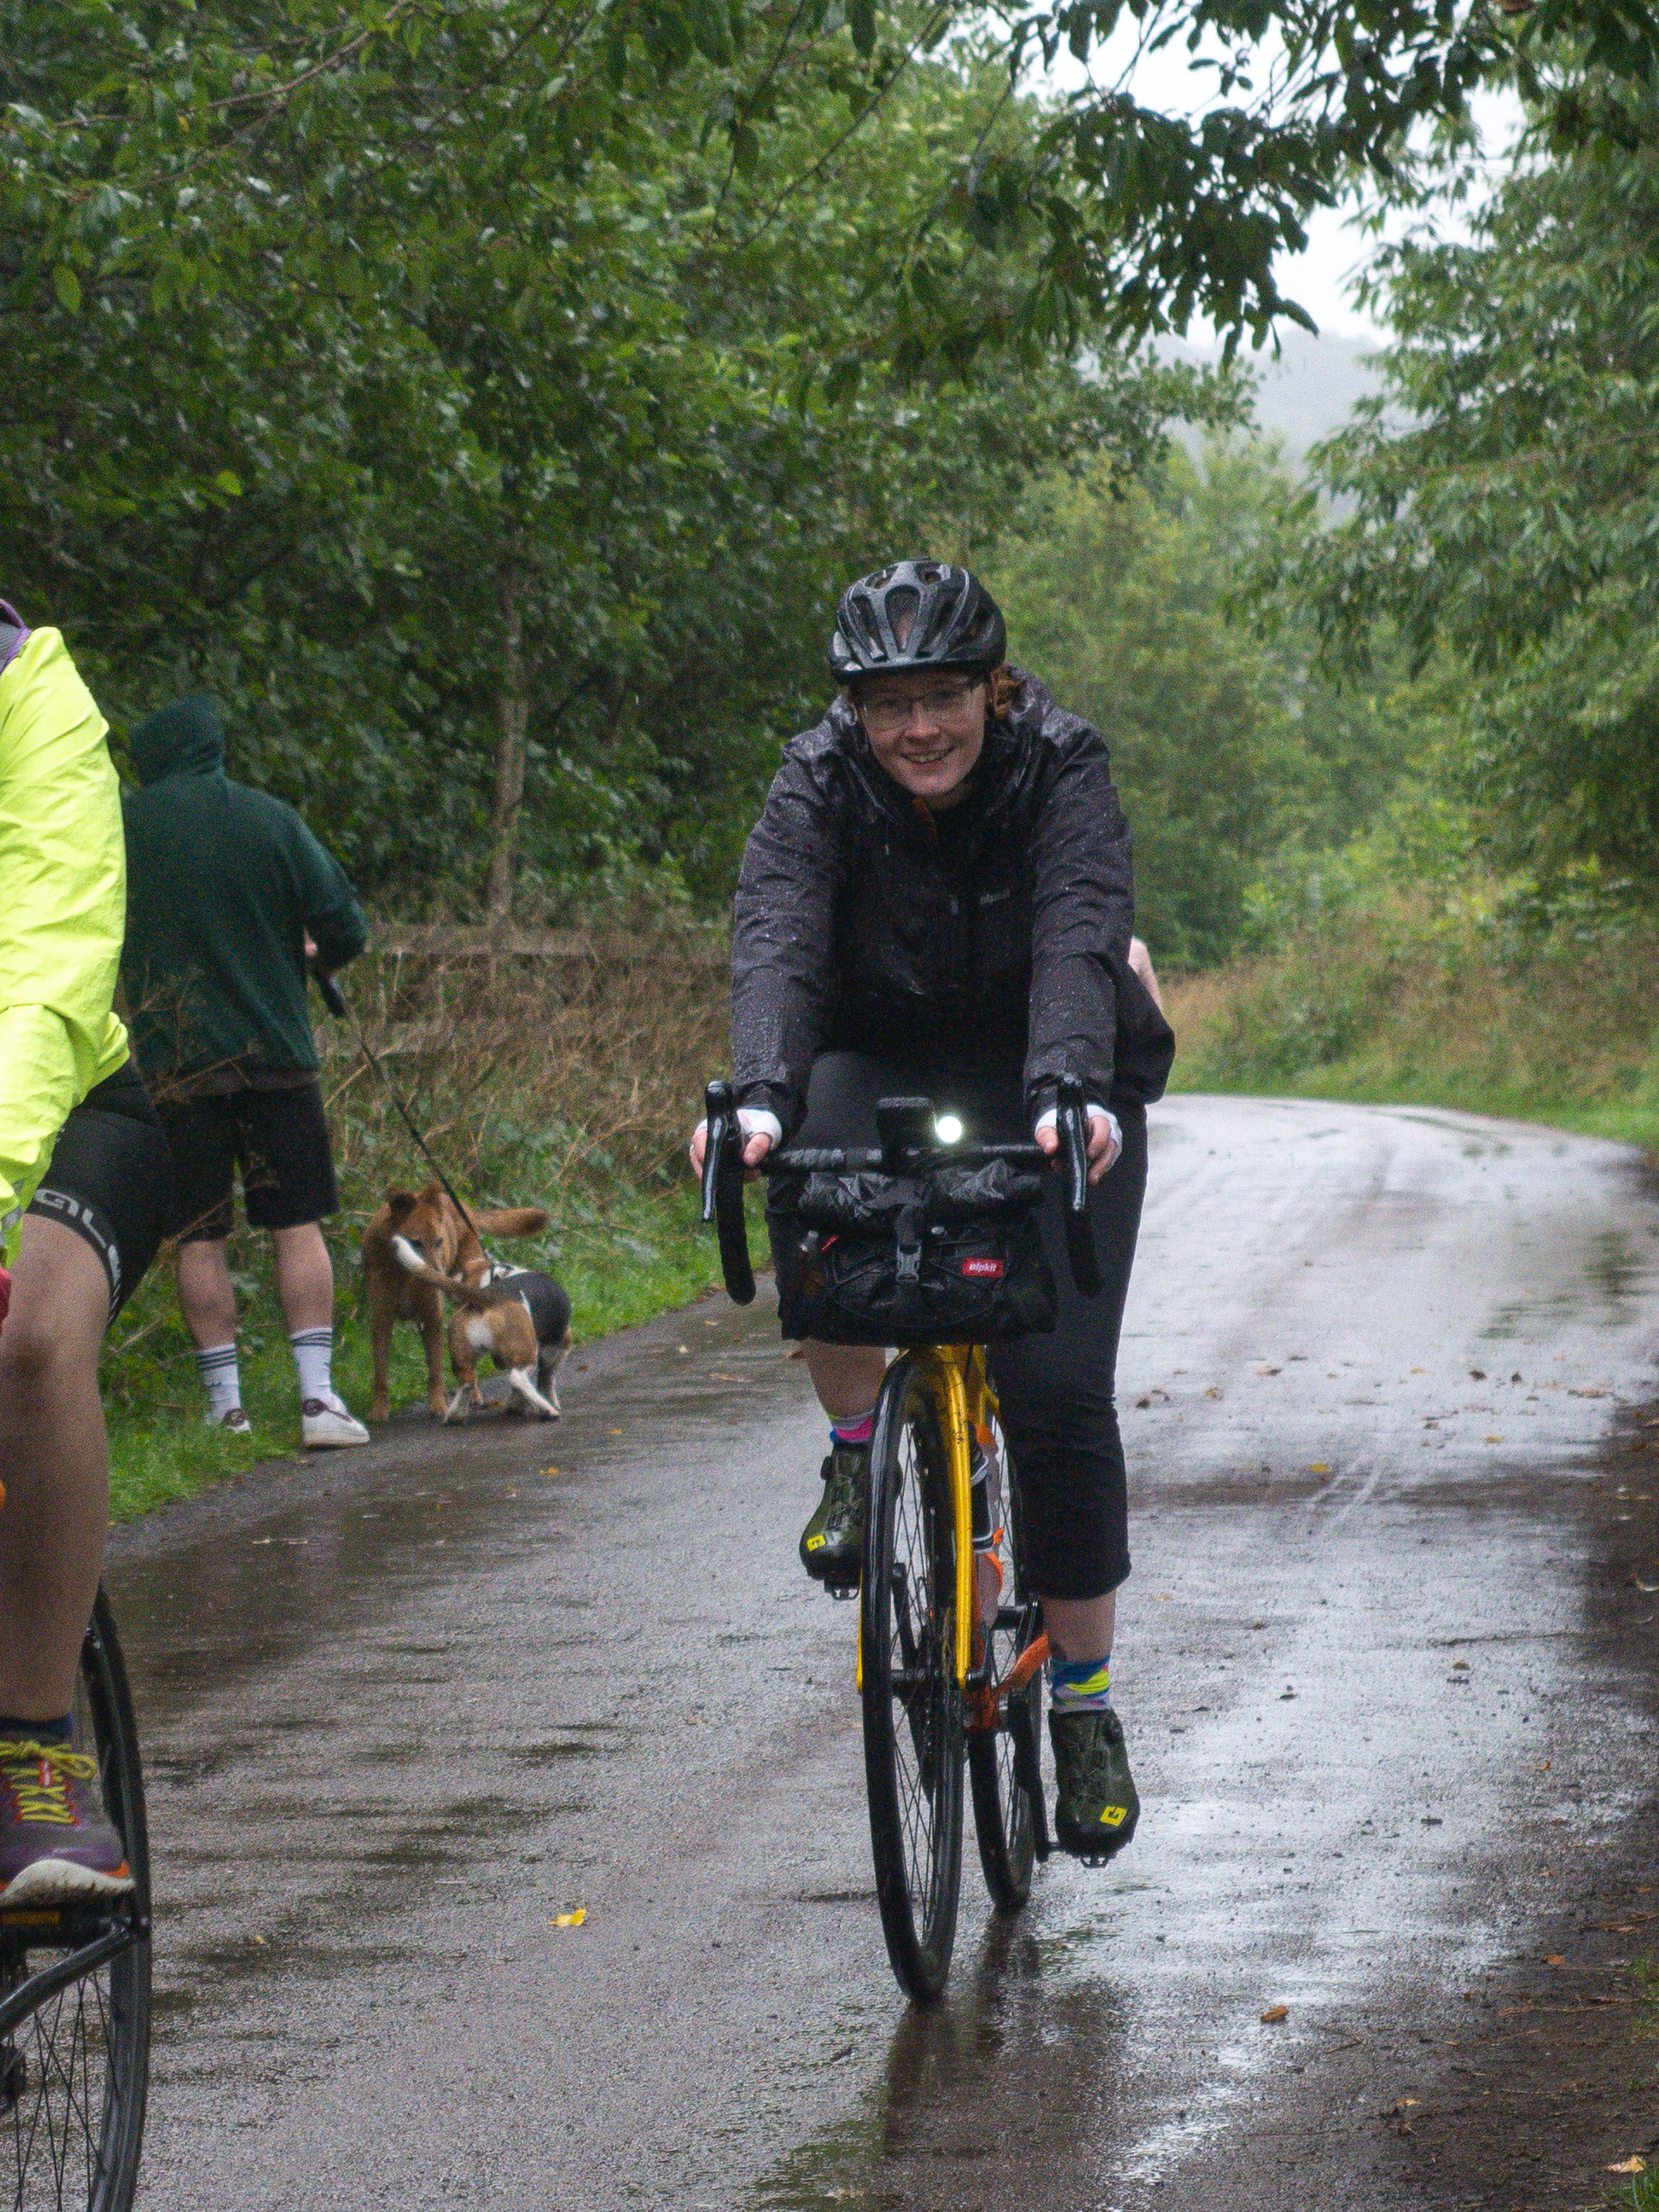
left=3, top=3, right=1220, bottom=911
left=991, top=439, right=1421, bottom=966
left=1289, top=105, right=1659, bottom=891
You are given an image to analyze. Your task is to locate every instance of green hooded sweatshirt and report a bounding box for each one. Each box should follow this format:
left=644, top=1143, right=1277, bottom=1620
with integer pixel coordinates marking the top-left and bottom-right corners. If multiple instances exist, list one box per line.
left=121, top=696, right=368, bottom=1088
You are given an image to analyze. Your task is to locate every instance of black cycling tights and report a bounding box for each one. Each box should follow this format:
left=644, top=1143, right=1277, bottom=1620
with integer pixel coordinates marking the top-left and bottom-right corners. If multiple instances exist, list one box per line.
left=771, top=1051, right=1148, bottom=1600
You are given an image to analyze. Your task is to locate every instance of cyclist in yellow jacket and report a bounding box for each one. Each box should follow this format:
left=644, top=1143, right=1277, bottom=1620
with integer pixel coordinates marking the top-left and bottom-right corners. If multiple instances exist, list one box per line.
left=0, top=602, right=172, bottom=1906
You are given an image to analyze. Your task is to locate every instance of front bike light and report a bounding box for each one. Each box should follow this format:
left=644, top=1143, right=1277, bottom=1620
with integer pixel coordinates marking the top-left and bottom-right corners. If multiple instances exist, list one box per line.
left=934, top=1113, right=964, bottom=1144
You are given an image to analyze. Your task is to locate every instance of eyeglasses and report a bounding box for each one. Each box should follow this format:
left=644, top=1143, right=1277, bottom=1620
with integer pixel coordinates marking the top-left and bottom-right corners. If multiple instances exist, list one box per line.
left=858, top=680, right=983, bottom=736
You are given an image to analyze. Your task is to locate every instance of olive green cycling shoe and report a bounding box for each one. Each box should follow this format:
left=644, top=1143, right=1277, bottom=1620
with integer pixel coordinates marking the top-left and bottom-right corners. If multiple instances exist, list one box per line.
left=799, top=1442, right=868, bottom=1589
left=1049, top=1706, right=1140, bottom=1863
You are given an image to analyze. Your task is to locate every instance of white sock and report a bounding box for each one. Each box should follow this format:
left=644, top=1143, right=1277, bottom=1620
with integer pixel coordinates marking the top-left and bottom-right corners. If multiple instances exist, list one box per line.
left=195, top=1342, right=242, bottom=1421
left=289, top=1328, right=337, bottom=1408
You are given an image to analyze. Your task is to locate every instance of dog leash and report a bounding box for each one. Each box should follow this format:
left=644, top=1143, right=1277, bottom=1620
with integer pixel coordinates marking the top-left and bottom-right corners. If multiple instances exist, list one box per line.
left=311, top=965, right=484, bottom=1245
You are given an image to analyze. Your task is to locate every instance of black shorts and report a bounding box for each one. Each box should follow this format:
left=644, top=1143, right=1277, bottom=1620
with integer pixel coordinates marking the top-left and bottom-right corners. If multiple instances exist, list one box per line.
left=769, top=1051, right=1149, bottom=1602
left=159, top=1080, right=338, bottom=1243
left=27, top=1062, right=174, bottom=1324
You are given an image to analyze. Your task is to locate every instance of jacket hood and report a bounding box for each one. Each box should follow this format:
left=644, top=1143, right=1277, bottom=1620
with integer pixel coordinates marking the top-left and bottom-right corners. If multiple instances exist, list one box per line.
left=131, top=695, right=226, bottom=784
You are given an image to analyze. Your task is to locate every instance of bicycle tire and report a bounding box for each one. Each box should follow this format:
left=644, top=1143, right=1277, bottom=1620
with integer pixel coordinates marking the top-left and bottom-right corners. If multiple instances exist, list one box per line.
left=968, top=1412, right=1041, bottom=1911
left=0, top=1587, right=151, bottom=2212
left=860, top=1356, right=964, bottom=2005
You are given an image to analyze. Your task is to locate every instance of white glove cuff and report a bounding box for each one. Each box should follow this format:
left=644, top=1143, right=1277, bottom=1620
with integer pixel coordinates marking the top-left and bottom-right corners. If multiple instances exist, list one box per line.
left=736, top=1107, right=783, bottom=1144
left=1034, top=1102, right=1121, bottom=1151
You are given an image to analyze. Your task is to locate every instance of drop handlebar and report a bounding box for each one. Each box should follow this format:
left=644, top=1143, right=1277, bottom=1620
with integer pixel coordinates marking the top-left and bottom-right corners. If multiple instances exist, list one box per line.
left=698, top=1074, right=1104, bottom=1308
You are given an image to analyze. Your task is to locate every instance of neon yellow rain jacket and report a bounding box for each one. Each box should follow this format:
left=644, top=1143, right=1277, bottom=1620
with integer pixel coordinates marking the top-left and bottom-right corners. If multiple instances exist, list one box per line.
left=0, top=620, right=129, bottom=1253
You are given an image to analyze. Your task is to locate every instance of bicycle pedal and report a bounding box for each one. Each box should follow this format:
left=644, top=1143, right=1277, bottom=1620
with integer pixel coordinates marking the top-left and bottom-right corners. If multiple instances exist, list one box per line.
left=824, top=1580, right=859, bottom=1601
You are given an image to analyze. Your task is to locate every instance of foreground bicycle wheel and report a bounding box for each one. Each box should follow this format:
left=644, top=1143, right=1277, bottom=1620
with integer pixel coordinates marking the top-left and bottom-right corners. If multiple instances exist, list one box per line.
left=861, top=1356, right=964, bottom=2004
left=968, top=1416, right=1043, bottom=1912
left=0, top=1588, right=151, bottom=2212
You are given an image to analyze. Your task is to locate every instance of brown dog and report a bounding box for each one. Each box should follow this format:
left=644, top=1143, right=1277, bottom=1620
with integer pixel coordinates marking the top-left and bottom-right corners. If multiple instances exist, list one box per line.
left=361, top=1183, right=548, bottom=1420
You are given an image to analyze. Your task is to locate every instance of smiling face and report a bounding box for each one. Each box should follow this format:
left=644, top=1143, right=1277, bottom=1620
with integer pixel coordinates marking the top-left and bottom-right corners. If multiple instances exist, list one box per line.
left=853, top=669, right=988, bottom=809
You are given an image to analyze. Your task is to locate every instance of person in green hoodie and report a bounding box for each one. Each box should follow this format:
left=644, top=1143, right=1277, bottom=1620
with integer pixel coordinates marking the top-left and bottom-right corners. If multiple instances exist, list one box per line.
left=121, top=696, right=372, bottom=1448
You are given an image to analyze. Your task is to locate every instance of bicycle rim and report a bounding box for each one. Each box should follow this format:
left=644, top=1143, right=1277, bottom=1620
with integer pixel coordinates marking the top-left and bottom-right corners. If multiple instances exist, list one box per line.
left=0, top=1590, right=151, bottom=2212
left=969, top=1411, right=1039, bottom=1911
left=860, top=1357, right=964, bottom=2005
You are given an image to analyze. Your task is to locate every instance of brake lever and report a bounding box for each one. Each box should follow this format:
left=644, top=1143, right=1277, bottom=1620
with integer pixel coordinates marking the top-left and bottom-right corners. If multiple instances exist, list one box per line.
left=701, top=1079, right=757, bottom=1305
left=1054, top=1075, right=1104, bottom=1298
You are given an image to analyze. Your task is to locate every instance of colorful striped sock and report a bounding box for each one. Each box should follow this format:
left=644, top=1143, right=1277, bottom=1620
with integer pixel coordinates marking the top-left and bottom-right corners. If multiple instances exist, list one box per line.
left=830, top=1410, right=875, bottom=1447
left=195, top=1341, right=242, bottom=1422
left=1048, top=1656, right=1113, bottom=1712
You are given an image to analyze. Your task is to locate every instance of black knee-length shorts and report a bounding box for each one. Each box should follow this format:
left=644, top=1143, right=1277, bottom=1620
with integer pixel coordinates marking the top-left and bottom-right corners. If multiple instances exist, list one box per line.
left=768, top=1051, right=1148, bottom=1601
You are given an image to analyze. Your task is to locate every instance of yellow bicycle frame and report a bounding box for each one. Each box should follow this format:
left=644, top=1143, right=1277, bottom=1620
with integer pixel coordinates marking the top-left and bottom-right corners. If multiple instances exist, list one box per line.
left=858, top=1344, right=1000, bottom=1691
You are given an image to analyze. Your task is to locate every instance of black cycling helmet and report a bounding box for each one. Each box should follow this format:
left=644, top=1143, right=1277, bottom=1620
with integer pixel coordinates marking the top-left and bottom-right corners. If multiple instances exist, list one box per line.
left=828, top=560, right=1006, bottom=681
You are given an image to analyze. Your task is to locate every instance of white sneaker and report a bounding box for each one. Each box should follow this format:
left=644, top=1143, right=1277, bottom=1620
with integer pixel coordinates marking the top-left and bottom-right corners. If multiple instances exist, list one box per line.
left=208, top=1407, right=252, bottom=1435
left=301, top=1398, right=369, bottom=1449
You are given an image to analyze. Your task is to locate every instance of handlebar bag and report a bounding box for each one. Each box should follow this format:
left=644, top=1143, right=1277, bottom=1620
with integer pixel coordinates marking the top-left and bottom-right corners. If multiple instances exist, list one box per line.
left=772, top=1159, right=1057, bottom=1346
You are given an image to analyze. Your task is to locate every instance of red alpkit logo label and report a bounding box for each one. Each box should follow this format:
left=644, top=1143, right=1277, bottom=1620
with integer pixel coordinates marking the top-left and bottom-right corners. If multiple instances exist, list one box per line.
left=961, top=1257, right=1005, bottom=1279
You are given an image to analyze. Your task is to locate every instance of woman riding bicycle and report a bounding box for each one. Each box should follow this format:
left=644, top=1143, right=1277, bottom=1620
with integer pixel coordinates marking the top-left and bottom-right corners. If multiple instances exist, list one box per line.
left=692, top=558, right=1174, bottom=1861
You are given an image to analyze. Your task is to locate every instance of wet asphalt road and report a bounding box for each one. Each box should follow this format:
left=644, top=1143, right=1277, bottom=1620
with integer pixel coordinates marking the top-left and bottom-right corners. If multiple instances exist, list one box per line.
left=106, top=1095, right=1659, bottom=2210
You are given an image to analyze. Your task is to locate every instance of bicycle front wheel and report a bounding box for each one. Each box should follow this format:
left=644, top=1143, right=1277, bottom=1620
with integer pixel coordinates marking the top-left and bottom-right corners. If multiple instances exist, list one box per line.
left=0, top=1587, right=151, bottom=2212
left=860, top=1356, right=964, bottom=2005
left=969, top=1411, right=1041, bottom=1911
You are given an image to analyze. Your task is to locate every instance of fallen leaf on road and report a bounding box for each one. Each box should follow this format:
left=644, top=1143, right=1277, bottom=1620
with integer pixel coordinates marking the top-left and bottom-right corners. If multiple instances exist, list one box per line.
left=1633, top=1577, right=1659, bottom=1593
left=1571, top=1387, right=1611, bottom=1398
left=1310, top=1463, right=1330, bottom=1474
left=1485, top=1435, right=1502, bottom=1443
left=1260, top=2004, right=1288, bottom=2023
left=1278, top=1687, right=1297, bottom=1700
left=1135, top=1395, right=1151, bottom=1407
left=539, top=1465, right=559, bottom=1477
left=1257, top=1365, right=1281, bottom=1376
left=551, top=1909, right=586, bottom=1929
left=1608, top=2158, right=1646, bottom=2174
left=1544, top=1954, right=1566, bottom=1967
left=1470, top=1368, right=1486, bottom=1380
left=1451, top=1660, right=1470, bottom=1670
left=605, top=1427, right=622, bottom=1436
left=676, top=1344, right=689, bottom=1356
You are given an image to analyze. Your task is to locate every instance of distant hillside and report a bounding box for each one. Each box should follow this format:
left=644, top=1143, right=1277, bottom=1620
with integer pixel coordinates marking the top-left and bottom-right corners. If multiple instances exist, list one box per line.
left=1165, top=330, right=1386, bottom=462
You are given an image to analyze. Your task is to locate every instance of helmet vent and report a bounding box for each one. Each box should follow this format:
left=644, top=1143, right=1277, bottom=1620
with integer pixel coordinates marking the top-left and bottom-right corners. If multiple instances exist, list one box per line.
left=887, top=588, right=920, bottom=651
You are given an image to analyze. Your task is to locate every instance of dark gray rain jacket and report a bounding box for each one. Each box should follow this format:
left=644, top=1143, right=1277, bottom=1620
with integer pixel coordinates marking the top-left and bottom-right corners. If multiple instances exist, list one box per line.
left=731, top=670, right=1175, bottom=1136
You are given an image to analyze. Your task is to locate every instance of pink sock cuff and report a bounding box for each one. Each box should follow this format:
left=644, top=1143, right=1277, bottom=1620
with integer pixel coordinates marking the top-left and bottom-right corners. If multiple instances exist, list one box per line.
left=830, top=1411, right=875, bottom=1446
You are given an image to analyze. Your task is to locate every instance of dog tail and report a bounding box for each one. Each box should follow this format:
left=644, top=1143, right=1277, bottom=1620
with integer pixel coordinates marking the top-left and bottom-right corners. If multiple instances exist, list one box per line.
left=471, top=1206, right=549, bottom=1240
left=389, top=1235, right=496, bottom=1309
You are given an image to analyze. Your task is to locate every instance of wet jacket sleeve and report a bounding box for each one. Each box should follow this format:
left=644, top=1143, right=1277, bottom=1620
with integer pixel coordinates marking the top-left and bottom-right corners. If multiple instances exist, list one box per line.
left=287, top=818, right=368, bottom=971
left=1022, top=724, right=1135, bottom=1121
left=730, top=749, right=844, bottom=1133
left=0, top=631, right=130, bottom=1246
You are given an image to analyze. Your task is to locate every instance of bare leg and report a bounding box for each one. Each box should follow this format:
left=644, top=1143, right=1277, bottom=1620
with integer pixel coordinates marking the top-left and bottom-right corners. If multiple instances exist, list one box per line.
left=1042, top=1590, right=1116, bottom=1667
left=802, top=1341, right=885, bottom=1424
left=175, top=1236, right=237, bottom=1349
left=0, top=1220, right=112, bottom=1721
left=272, top=1221, right=333, bottom=1335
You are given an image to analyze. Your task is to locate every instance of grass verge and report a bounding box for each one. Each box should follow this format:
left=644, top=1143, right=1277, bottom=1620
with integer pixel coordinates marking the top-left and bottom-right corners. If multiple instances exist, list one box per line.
left=1163, top=898, right=1659, bottom=1153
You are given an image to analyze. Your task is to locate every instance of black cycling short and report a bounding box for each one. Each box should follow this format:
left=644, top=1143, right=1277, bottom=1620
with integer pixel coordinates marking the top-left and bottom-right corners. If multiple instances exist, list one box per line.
left=769, top=1050, right=1149, bottom=1602
left=158, top=1079, right=338, bottom=1244
left=27, top=1061, right=174, bottom=1324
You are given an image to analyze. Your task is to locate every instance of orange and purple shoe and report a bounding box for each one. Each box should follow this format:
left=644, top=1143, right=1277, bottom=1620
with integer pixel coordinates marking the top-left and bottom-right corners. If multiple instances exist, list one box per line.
left=0, top=1736, right=133, bottom=1908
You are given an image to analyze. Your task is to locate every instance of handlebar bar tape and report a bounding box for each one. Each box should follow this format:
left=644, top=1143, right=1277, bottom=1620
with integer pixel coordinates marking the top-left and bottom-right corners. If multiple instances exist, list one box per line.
left=1054, top=1076, right=1104, bottom=1298
left=701, top=1080, right=757, bottom=1306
